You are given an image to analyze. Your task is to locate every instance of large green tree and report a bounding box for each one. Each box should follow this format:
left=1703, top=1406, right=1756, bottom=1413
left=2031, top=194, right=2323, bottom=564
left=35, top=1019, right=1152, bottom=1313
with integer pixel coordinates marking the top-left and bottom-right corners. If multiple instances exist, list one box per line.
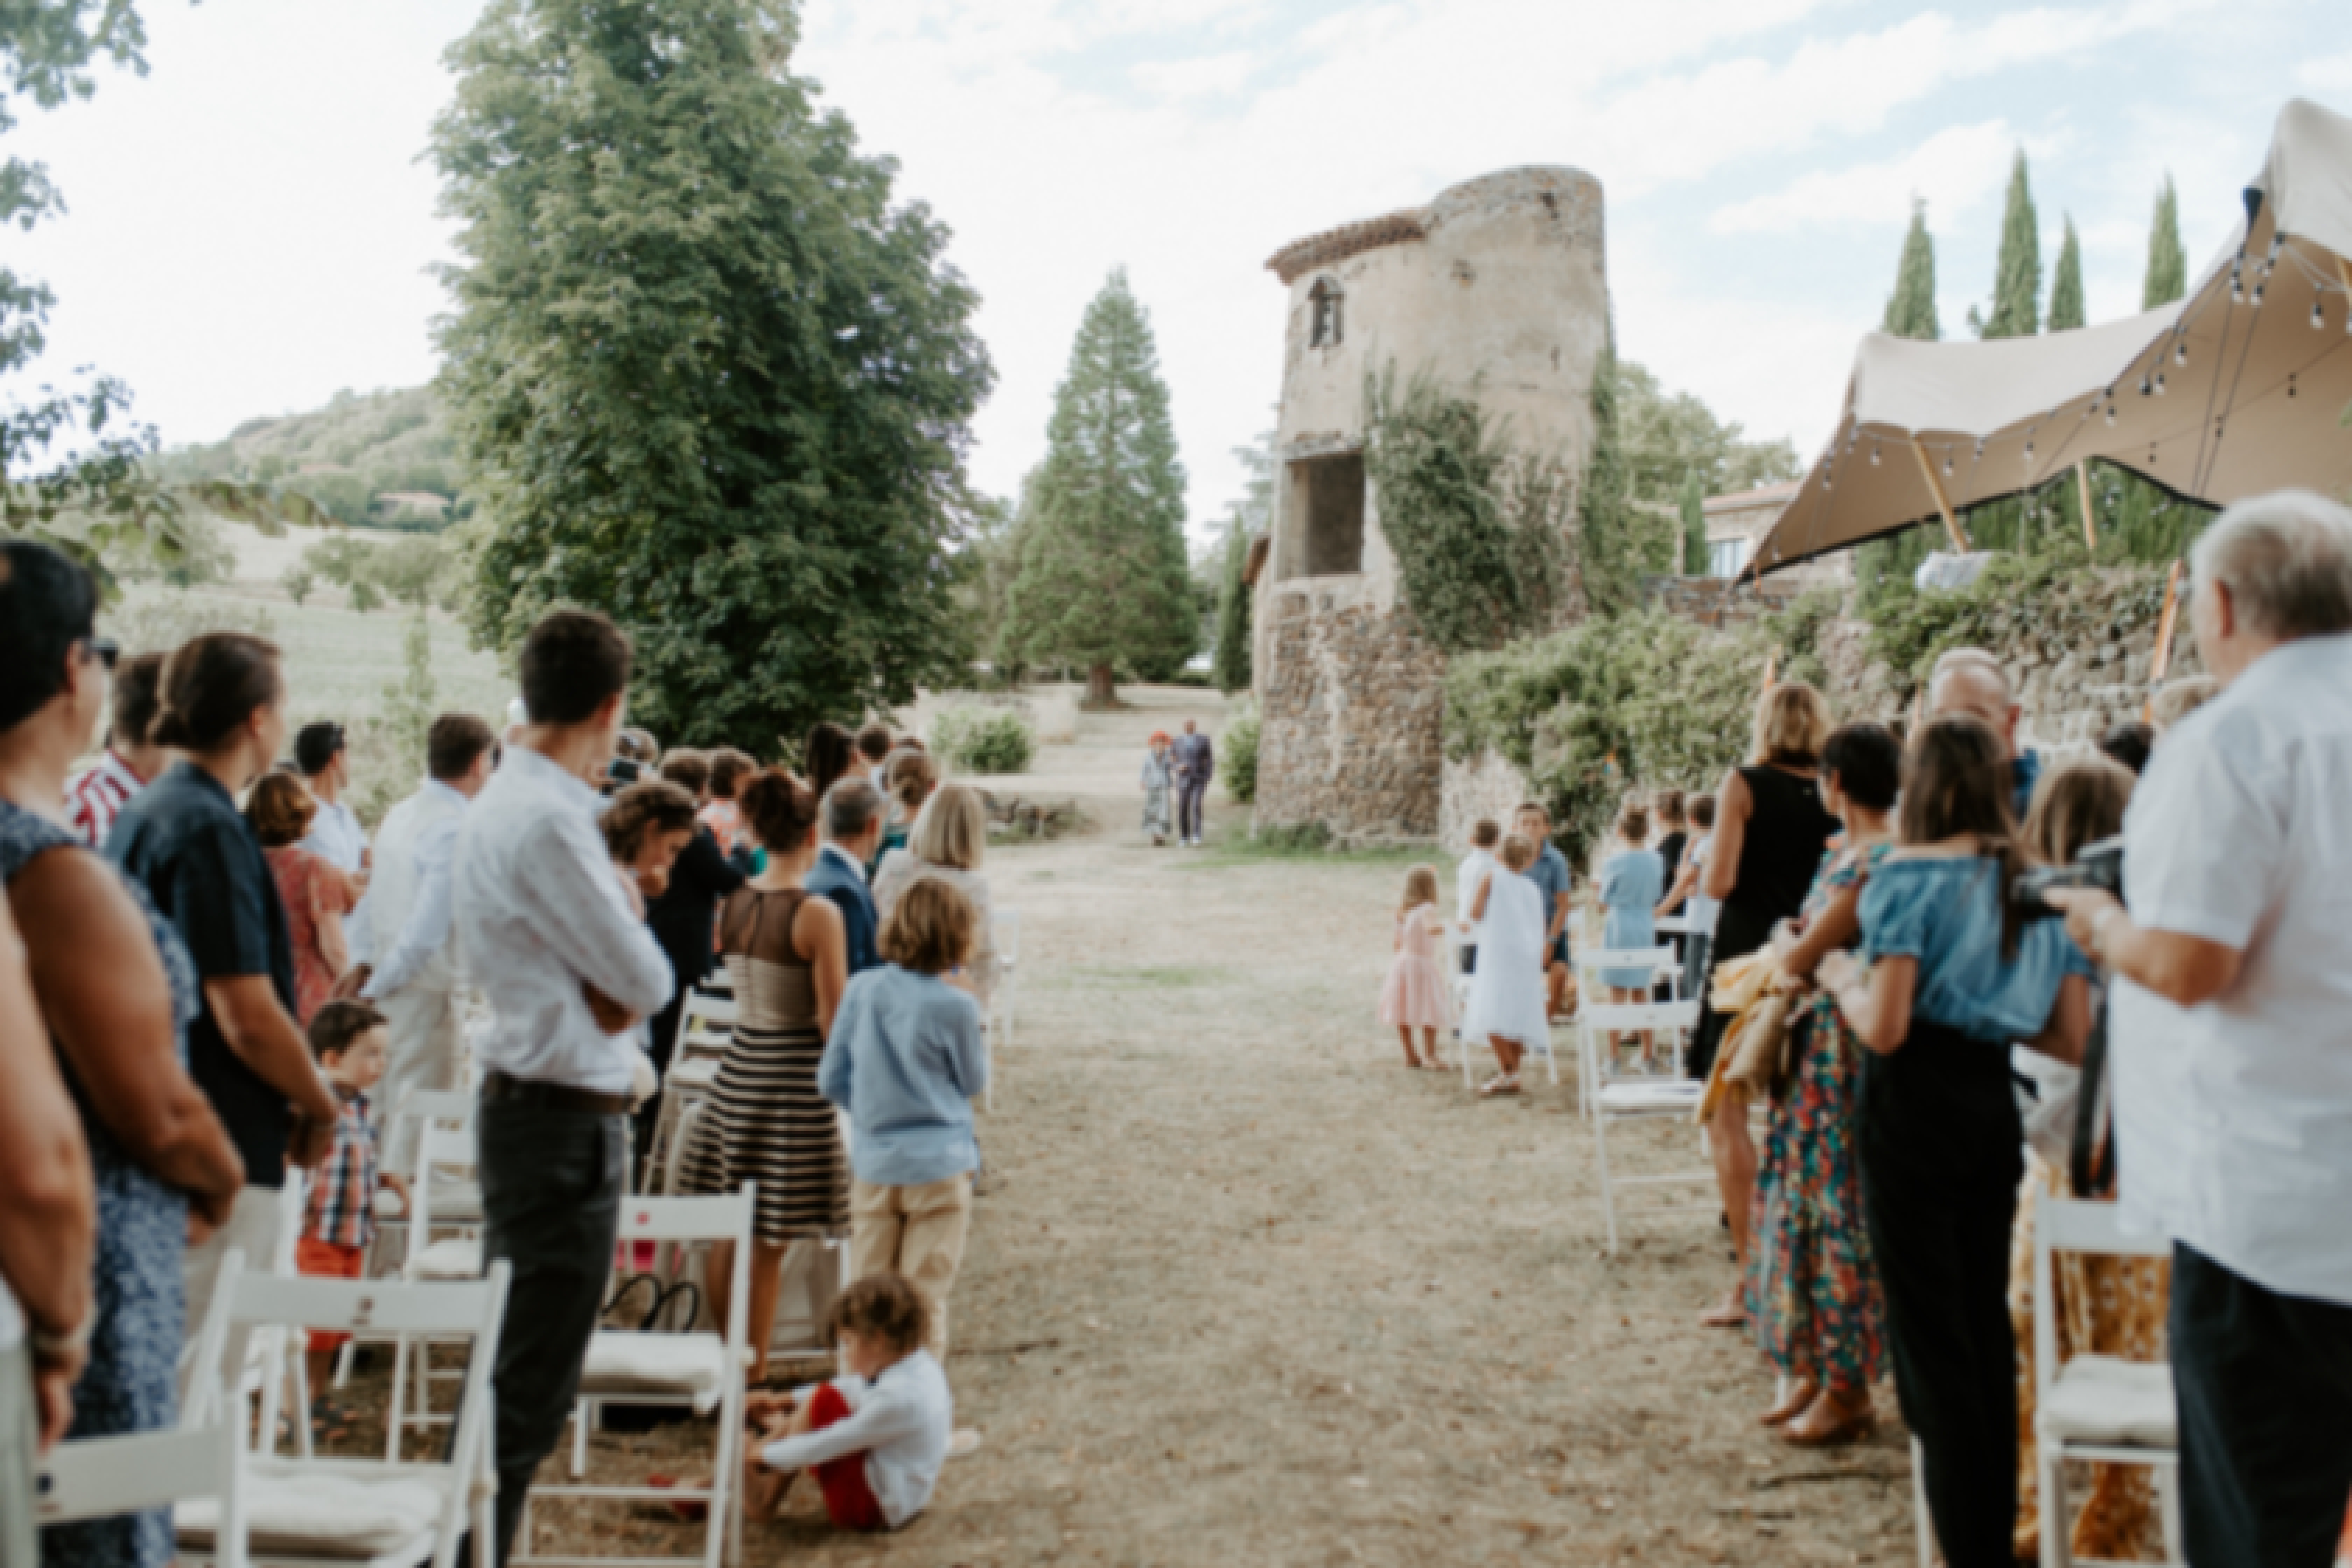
left=434, top=0, right=992, bottom=748
left=2047, top=214, right=2086, bottom=331
left=1210, top=433, right=1271, bottom=693
left=1976, top=150, right=2042, bottom=339
left=997, top=269, right=1194, bottom=706
left=1678, top=467, right=1707, bottom=575
left=1614, top=360, right=1799, bottom=508
left=2143, top=175, right=2186, bottom=309
left=1881, top=200, right=1942, bottom=340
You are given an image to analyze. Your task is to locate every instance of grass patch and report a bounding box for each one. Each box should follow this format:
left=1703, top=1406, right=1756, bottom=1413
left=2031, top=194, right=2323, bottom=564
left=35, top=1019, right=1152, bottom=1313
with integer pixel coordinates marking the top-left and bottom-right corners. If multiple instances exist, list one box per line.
left=1186, top=823, right=1435, bottom=874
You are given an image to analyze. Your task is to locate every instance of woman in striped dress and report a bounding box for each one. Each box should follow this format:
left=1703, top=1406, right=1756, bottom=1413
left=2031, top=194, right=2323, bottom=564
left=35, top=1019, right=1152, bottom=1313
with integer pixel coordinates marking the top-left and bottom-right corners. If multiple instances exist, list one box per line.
left=678, top=767, right=848, bottom=1383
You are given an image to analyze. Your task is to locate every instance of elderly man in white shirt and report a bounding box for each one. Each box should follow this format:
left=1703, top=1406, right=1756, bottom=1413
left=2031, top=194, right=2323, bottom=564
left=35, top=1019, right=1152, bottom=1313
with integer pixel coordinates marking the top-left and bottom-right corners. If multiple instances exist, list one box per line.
left=338, top=715, right=498, bottom=1168
left=453, top=611, right=674, bottom=1566
left=2051, top=490, right=2352, bottom=1568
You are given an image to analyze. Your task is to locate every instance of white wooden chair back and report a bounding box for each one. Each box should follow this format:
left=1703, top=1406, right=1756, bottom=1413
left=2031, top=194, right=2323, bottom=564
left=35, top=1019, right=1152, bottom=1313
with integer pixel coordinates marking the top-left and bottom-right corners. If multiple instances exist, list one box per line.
left=676, top=988, right=737, bottom=1060
left=38, top=1420, right=247, bottom=1567
left=408, top=1124, right=478, bottom=1264
left=388, top=1091, right=475, bottom=1178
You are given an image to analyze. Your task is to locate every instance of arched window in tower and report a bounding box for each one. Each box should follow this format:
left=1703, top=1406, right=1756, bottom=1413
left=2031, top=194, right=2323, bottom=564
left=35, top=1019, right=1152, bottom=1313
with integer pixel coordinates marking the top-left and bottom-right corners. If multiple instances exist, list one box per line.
left=1309, top=276, right=1344, bottom=349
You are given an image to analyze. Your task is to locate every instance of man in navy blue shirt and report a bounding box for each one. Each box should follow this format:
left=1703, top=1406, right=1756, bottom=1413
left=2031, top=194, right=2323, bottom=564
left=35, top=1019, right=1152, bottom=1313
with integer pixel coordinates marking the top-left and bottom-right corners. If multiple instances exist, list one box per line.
left=808, top=778, right=884, bottom=975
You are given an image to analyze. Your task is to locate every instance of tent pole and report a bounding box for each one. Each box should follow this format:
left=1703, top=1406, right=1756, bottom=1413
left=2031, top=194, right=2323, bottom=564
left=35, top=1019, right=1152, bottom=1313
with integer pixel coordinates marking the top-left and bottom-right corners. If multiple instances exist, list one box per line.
left=2074, top=461, right=2098, bottom=552
left=1910, top=439, right=1971, bottom=554
left=2144, top=559, right=2185, bottom=720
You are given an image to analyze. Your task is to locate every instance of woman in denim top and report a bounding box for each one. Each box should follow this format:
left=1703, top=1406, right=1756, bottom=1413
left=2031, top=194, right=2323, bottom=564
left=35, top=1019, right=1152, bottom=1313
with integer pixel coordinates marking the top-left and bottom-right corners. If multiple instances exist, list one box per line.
left=1815, top=715, right=2093, bottom=1568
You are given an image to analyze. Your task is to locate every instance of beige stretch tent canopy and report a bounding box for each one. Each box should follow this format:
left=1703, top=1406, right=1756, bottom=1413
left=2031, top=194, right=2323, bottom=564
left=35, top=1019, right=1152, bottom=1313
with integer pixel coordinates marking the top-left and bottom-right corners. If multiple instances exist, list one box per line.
left=1751, top=98, right=2352, bottom=576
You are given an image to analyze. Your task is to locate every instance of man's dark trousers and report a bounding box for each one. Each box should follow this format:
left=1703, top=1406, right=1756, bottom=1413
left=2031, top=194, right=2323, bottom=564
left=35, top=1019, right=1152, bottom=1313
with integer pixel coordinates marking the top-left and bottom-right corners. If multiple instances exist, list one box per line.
left=475, top=1097, right=627, bottom=1564
left=2170, top=1242, right=2352, bottom=1568
left=1176, top=775, right=1209, bottom=843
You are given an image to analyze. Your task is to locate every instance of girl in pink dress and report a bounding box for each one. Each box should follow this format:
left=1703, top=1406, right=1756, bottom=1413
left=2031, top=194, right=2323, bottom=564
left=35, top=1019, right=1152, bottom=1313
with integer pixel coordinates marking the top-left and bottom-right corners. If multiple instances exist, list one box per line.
left=1379, top=865, right=1454, bottom=1069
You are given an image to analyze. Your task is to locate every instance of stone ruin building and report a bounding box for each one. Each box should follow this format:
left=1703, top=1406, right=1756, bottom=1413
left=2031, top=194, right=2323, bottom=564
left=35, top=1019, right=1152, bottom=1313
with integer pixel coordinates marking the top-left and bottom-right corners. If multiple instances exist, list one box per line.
left=1248, top=167, right=1611, bottom=844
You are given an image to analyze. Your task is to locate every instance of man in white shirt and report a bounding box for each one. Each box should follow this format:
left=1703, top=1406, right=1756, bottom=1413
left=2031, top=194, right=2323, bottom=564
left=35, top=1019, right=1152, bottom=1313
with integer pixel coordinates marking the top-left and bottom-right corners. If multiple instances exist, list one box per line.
left=338, top=714, right=497, bottom=1168
left=1453, top=819, right=1499, bottom=977
left=453, top=611, right=674, bottom=1564
left=293, top=721, right=368, bottom=877
left=2051, top=490, right=2352, bottom=1567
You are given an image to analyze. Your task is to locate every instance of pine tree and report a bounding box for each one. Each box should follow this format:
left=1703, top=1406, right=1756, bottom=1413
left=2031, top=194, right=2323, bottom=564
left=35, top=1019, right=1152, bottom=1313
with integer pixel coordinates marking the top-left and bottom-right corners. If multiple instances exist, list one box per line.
left=1000, top=269, right=1196, bottom=707
left=2048, top=215, right=2086, bottom=331
left=1881, top=200, right=1942, bottom=341
left=2144, top=175, right=2187, bottom=309
left=1980, top=150, right=2042, bottom=339
left=1678, top=467, right=1707, bottom=575
left=434, top=0, right=992, bottom=746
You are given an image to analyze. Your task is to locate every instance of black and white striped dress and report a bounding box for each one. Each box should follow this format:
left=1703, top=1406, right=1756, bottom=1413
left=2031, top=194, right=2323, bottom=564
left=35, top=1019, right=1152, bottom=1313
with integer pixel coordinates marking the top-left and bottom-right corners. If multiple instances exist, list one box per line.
left=677, top=887, right=849, bottom=1244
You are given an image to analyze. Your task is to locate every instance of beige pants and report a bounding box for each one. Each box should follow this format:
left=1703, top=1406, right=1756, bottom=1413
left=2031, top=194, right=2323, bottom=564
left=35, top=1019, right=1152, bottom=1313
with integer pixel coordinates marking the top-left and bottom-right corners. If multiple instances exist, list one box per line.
left=373, top=985, right=462, bottom=1171
left=848, top=1175, right=972, bottom=1360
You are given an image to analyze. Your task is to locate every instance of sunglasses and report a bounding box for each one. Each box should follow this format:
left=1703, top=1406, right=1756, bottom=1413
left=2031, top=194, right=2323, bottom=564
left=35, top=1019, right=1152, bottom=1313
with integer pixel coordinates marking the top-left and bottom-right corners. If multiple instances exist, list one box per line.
left=83, top=637, right=118, bottom=672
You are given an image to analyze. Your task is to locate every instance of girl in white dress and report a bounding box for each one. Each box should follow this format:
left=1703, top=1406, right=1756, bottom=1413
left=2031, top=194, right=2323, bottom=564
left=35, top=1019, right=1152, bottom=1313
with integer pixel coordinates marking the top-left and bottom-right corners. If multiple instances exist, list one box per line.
left=1462, top=833, right=1553, bottom=1096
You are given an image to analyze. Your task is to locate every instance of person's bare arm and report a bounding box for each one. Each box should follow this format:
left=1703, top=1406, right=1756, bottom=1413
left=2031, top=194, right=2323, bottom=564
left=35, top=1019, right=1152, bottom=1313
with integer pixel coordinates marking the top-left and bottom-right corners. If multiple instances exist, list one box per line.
left=16, top=853, right=243, bottom=1225
left=1772, top=882, right=1864, bottom=983
left=317, top=905, right=350, bottom=978
left=1656, top=855, right=1701, bottom=919
left=1702, top=771, right=1750, bottom=903
left=206, top=974, right=340, bottom=1162
left=0, top=889, right=95, bottom=1448
left=800, top=897, right=849, bottom=1036
left=2022, top=972, right=2092, bottom=1066
left=1818, top=950, right=1916, bottom=1054
left=2046, top=888, right=2243, bottom=1008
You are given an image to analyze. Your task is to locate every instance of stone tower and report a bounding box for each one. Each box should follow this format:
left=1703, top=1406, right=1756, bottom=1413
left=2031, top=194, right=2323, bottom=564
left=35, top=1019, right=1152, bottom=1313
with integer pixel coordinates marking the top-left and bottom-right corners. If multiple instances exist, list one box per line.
left=1251, top=167, right=1610, bottom=844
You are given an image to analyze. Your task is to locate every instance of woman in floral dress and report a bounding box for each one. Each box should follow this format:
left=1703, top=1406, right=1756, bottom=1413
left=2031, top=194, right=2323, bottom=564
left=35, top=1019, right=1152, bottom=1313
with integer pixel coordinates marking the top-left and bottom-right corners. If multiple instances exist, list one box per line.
left=1745, top=722, right=1899, bottom=1445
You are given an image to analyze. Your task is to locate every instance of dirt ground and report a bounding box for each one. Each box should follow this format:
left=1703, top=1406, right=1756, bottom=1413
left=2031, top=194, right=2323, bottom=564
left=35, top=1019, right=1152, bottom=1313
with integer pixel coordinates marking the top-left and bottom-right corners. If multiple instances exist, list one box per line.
left=378, top=685, right=1926, bottom=1565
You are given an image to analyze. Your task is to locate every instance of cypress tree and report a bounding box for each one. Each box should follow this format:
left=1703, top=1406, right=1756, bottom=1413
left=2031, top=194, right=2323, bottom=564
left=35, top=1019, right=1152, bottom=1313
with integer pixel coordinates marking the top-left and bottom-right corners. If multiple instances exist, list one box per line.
left=2144, top=175, right=2187, bottom=308
left=1881, top=200, right=1942, bottom=341
left=1980, top=150, right=2042, bottom=339
left=2048, top=215, right=2086, bottom=331
left=1211, top=519, right=1252, bottom=693
left=1678, top=467, right=1707, bottom=575
left=1000, top=268, right=1196, bottom=707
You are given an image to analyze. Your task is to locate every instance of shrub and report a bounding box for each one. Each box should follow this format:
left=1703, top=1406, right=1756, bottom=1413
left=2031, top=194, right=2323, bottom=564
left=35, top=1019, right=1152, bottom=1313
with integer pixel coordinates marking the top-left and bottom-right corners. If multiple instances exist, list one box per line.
left=930, top=703, right=1037, bottom=776
left=1222, top=699, right=1261, bottom=804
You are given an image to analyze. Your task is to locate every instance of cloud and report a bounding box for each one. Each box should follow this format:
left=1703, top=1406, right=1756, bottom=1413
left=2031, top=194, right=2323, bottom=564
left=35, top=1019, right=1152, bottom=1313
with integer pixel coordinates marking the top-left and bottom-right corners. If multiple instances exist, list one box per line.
left=2295, top=49, right=2352, bottom=96
left=1132, top=49, right=1258, bottom=101
left=1710, top=120, right=2020, bottom=234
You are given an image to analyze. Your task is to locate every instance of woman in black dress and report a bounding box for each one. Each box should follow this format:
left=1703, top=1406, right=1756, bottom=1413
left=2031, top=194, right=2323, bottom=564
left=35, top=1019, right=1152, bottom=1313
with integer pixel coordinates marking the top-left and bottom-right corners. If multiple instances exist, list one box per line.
left=1694, top=681, right=1839, bottom=1329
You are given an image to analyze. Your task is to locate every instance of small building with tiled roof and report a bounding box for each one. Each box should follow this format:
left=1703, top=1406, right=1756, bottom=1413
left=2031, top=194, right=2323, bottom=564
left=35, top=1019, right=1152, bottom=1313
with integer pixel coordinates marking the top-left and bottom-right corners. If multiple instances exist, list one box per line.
left=1702, top=479, right=1850, bottom=584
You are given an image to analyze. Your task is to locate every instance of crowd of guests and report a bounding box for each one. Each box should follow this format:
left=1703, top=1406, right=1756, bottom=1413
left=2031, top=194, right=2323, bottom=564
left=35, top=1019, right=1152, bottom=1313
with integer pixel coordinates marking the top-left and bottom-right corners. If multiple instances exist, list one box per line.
left=1385, top=491, right=2352, bottom=1565
left=0, top=537, right=1007, bottom=1565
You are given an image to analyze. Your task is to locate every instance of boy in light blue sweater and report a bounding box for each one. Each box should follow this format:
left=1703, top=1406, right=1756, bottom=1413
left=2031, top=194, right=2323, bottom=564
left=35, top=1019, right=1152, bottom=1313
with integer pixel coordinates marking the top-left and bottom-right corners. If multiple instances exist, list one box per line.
left=818, top=876, right=989, bottom=1359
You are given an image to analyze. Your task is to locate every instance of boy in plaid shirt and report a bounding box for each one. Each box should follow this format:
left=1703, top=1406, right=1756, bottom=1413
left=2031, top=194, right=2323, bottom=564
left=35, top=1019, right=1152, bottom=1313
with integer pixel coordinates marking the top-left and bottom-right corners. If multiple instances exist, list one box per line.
left=298, top=1000, right=406, bottom=1426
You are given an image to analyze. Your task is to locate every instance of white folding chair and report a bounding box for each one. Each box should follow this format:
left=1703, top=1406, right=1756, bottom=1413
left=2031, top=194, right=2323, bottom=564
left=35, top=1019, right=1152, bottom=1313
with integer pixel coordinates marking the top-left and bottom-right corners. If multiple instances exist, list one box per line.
left=244, top=1171, right=315, bottom=1459
left=677, top=988, right=737, bottom=1055
left=524, top=1188, right=754, bottom=1568
left=2030, top=1198, right=2185, bottom=1568
left=350, top=1091, right=479, bottom=1388
left=989, top=908, right=1021, bottom=1049
left=1583, top=1000, right=1708, bottom=1252
left=1574, top=947, right=1681, bottom=1115
left=41, top=1418, right=249, bottom=1567
left=645, top=989, right=736, bottom=1191
left=386, top=1124, right=484, bottom=1461
left=187, top=1260, right=512, bottom=1568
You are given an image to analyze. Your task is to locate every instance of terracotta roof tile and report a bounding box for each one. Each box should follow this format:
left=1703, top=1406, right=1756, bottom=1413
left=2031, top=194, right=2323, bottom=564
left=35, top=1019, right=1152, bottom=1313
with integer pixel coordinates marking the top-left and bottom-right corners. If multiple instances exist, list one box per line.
left=1702, top=479, right=1803, bottom=514
left=1266, top=210, right=1428, bottom=284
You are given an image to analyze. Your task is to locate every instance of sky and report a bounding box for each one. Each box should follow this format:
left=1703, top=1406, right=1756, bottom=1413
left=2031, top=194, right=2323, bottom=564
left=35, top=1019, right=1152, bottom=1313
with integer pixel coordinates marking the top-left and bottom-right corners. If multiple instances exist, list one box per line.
left=13, top=0, right=2352, bottom=544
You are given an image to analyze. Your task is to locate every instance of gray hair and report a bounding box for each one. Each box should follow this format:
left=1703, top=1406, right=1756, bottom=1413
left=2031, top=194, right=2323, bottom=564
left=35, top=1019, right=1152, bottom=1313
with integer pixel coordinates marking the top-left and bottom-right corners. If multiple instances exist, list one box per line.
left=822, top=776, right=881, bottom=842
left=2190, top=489, right=2352, bottom=641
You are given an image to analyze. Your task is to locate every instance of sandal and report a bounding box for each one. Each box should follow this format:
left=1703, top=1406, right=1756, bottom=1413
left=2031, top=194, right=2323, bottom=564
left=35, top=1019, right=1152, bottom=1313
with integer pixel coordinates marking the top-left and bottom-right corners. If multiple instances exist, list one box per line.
left=1759, top=1379, right=1818, bottom=1427
left=1698, top=1292, right=1747, bottom=1329
left=1477, top=1073, right=1521, bottom=1098
left=1781, top=1392, right=1877, bottom=1447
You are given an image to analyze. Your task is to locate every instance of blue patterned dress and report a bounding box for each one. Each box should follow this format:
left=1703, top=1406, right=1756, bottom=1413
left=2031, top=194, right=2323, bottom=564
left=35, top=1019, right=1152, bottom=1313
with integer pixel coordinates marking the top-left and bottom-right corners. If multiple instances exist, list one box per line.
left=3, top=799, right=198, bottom=1568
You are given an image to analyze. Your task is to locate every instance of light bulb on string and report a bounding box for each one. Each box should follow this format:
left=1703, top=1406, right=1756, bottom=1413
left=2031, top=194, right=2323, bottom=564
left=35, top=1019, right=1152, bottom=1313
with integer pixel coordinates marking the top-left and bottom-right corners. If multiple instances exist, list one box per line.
left=1943, top=453, right=1954, bottom=477
left=2105, top=400, right=2117, bottom=427
left=2139, top=373, right=2153, bottom=396
left=2252, top=283, right=2266, bottom=309
left=2175, top=339, right=2188, bottom=365
left=1974, top=440, right=1985, bottom=462
left=2315, top=300, right=2328, bottom=330
left=2289, top=374, right=2298, bottom=399
left=1870, top=442, right=1881, bottom=465
left=2155, top=372, right=2168, bottom=395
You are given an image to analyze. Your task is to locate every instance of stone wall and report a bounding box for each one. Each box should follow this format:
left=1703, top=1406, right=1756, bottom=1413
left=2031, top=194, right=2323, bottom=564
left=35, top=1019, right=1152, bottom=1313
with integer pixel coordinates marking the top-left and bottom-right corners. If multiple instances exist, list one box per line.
left=1638, top=574, right=1804, bottom=631
left=1256, top=587, right=1447, bottom=844
left=1438, top=748, right=1533, bottom=853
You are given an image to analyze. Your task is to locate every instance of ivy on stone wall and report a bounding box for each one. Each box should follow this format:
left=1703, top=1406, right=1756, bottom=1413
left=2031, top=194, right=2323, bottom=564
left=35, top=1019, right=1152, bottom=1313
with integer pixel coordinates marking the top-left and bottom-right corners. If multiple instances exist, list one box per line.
left=1444, top=589, right=1837, bottom=862
left=1361, top=365, right=1573, bottom=655
left=1865, top=546, right=2172, bottom=695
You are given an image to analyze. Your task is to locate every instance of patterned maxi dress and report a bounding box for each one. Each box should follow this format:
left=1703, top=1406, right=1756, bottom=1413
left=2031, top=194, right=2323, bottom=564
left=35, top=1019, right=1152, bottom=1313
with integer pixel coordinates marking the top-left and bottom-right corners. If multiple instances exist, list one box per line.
left=3, top=800, right=198, bottom=1568
left=1744, top=840, right=1890, bottom=1396
left=677, top=886, right=850, bottom=1246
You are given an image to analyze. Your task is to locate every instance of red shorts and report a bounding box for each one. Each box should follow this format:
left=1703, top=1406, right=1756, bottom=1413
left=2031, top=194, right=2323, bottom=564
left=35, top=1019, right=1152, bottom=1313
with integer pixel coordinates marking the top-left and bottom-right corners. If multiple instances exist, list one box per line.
left=295, top=1237, right=366, bottom=1352
left=805, top=1382, right=886, bottom=1531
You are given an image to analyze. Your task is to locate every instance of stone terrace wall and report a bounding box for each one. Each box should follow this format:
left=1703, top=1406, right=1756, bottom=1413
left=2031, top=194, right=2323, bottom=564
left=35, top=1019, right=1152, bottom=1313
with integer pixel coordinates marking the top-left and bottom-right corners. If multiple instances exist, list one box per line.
left=1639, top=574, right=1804, bottom=631
left=1256, top=589, right=1446, bottom=844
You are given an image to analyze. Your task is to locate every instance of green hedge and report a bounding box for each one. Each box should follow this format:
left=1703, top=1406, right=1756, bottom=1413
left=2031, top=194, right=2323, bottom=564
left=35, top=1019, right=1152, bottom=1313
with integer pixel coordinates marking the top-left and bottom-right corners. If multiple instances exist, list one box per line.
left=1222, top=699, right=1261, bottom=805
left=1864, top=547, right=2169, bottom=691
left=1444, top=590, right=1836, bottom=862
left=929, top=703, right=1037, bottom=776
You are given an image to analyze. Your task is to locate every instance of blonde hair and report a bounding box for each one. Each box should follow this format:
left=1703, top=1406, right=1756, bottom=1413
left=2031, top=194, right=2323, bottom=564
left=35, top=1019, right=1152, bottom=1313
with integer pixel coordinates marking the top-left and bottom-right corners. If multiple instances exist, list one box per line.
left=877, top=876, right=976, bottom=976
left=909, top=782, right=986, bottom=871
left=1750, top=680, right=1833, bottom=768
left=2022, top=757, right=2133, bottom=867
left=1399, top=864, right=1438, bottom=916
left=1498, top=833, right=1536, bottom=872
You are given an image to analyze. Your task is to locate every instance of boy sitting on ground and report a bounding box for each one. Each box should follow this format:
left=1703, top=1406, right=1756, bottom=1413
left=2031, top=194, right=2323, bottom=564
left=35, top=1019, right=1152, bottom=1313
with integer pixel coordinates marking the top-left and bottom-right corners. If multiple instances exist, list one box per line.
left=296, top=1000, right=407, bottom=1438
left=743, top=1273, right=951, bottom=1532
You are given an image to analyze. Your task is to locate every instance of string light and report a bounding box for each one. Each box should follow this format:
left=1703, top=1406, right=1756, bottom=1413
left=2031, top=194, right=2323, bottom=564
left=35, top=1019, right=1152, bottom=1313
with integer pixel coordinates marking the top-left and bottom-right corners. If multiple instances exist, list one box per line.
left=1974, top=440, right=1985, bottom=462
left=2231, top=258, right=2245, bottom=302
left=2105, top=399, right=2118, bottom=427
left=2252, top=282, right=2266, bottom=309
left=2289, top=373, right=2299, bottom=399
left=1943, top=453, right=1954, bottom=477
left=2315, top=300, right=2328, bottom=330
left=2139, top=373, right=2154, bottom=396
left=2174, top=338, right=2188, bottom=365
left=2155, top=372, right=2168, bottom=396
left=1870, top=442, right=1881, bottom=465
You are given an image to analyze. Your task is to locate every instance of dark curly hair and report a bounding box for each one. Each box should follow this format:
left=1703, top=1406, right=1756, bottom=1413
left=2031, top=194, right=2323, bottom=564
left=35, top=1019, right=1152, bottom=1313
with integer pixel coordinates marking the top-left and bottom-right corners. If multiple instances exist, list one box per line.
left=738, top=766, right=818, bottom=854
left=600, top=779, right=699, bottom=862
left=829, top=1272, right=928, bottom=1355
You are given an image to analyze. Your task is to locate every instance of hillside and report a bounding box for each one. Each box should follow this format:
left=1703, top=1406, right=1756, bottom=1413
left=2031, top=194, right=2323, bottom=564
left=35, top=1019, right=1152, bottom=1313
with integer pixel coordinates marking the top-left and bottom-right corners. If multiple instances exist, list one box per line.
left=151, top=385, right=464, bottom=530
